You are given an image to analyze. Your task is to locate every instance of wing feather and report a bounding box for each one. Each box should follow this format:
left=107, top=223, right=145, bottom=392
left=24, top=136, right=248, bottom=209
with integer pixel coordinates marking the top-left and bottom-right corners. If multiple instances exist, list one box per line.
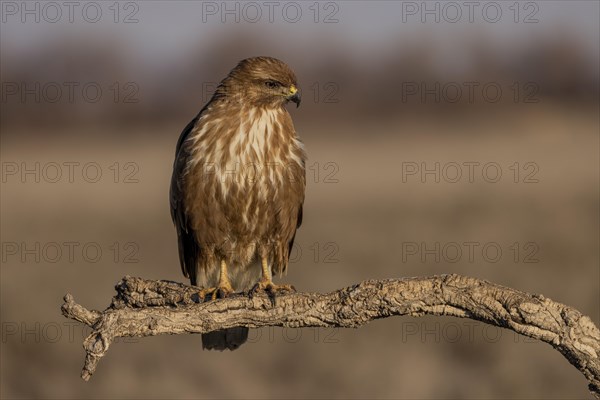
left=170, top=114, right=202, bottom=285
left=287, top=156, right=305, bottom=261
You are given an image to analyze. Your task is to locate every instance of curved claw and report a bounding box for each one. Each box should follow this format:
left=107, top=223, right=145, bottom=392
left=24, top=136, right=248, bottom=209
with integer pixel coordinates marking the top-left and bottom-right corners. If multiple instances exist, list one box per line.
left=198, top=285, right=234, bottom=302
left=249, top=280, right=296, bottom=299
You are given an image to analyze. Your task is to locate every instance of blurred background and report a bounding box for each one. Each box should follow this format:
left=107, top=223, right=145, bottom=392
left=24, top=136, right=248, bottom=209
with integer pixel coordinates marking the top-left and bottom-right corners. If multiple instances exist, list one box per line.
left=1, top=1, right=598, bottom=398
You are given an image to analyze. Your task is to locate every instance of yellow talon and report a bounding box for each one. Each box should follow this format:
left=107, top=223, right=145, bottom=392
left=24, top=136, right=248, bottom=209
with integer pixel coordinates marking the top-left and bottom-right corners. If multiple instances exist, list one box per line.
left=250, top=257, right=296, bottom=296
left=198, top=260, right=235, bottom=301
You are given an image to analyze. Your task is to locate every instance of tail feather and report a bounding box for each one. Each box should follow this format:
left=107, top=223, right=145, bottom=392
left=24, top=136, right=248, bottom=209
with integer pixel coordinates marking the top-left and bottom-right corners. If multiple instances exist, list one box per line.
left=199, top=259, right=263, bottom=351
left=202, top=327, right=249, bottom=351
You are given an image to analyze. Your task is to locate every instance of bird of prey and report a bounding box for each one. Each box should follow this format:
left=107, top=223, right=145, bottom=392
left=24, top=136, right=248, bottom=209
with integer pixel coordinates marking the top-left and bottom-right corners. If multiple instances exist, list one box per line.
left=170, top=57, right=306, bottom=350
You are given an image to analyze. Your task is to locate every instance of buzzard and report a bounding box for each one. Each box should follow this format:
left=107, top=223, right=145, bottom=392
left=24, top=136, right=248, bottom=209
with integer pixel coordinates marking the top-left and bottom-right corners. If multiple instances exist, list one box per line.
left=170, top=57, right=306, bottom=350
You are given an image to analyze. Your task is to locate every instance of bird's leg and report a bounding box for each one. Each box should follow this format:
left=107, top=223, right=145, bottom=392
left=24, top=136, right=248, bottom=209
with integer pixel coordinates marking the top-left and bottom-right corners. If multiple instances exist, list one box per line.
left=250, top=257, right=295, bottom=297
left=198, top=259, right=235, bottom=301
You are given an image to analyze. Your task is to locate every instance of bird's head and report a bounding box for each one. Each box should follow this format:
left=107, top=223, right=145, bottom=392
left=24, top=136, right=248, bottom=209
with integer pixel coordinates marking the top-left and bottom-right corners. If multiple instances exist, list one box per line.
left=219, top=56, right=301, bottom=109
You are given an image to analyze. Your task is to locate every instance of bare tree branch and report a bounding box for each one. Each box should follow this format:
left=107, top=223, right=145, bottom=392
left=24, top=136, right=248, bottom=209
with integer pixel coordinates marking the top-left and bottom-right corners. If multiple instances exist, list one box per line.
left=61, top=274, right=600, bottom=397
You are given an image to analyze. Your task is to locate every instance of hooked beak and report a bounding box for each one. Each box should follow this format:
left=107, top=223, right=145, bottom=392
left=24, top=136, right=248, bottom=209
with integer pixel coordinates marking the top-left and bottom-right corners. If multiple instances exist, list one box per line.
left=287, top=85, right=301, bottom=108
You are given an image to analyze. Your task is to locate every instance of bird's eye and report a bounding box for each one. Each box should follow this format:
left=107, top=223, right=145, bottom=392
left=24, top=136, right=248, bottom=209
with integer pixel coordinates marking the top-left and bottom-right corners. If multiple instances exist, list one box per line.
left=264, top=80, right=280, bottom=89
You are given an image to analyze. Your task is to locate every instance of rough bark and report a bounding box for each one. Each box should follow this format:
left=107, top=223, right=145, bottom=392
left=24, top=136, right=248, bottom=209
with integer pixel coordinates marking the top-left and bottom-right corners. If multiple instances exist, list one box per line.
left=61, top=274, right=600, bottom=397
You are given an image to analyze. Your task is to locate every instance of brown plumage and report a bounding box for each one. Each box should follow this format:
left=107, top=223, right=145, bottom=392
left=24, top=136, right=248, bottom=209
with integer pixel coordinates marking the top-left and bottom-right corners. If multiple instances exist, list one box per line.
left=170, top=57, right=306, bottom=350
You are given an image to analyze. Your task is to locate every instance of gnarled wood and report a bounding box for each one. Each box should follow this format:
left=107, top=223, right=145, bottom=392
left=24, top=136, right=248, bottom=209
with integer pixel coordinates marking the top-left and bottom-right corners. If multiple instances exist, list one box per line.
left=61, top=274, right=600, bottom=396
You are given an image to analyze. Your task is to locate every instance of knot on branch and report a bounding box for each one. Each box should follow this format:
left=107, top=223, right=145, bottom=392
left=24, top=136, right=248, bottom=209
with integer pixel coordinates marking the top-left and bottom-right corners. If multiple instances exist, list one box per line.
left=111, top=275, right=200, bottom=309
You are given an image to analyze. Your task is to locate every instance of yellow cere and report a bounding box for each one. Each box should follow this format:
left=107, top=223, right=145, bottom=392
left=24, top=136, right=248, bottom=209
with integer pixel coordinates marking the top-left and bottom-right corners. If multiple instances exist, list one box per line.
left=289, top=85, right=298, bottom=95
